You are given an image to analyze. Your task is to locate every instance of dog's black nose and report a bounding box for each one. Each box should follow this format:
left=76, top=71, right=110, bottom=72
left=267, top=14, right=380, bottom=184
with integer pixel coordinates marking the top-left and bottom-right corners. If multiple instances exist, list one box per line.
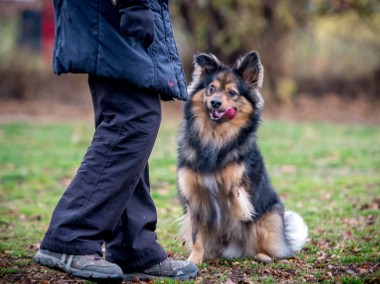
left=211, top=99, right=222, bottom=109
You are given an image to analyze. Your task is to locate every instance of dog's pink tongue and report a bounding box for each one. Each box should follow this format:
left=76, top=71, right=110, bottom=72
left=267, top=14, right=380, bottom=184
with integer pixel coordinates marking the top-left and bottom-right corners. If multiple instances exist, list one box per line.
left=222, top=108, right=237, bottom=120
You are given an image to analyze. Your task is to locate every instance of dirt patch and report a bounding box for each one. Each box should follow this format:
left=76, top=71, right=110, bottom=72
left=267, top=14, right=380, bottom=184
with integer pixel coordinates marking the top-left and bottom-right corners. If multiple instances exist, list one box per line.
left=0, top=93, right=379, bottom=125
left=264, top=93, right=380, bottom=125
left=0, top=99, right=93, bottom=124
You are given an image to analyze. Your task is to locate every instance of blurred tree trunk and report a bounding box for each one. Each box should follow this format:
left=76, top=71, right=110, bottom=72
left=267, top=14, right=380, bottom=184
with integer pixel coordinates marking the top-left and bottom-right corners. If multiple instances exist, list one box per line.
left=260, top=0, right=310, bottom=102
left=175, top=0, right=309, bottom=104
left=261, top=0, right=283, bottom=103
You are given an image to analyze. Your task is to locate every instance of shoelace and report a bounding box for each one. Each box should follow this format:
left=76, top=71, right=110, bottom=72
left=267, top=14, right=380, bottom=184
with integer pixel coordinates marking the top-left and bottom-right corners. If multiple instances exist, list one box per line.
left=60, top=254, right=74, bottom=271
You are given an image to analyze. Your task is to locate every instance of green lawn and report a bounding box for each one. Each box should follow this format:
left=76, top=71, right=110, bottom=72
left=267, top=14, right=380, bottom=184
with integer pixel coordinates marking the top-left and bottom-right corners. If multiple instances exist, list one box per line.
left=0, top=118, right=379, bottom=283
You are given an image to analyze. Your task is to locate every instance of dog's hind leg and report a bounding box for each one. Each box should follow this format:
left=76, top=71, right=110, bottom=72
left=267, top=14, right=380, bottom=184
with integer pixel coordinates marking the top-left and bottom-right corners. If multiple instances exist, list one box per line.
left=252, top=206, right=294, bottom=262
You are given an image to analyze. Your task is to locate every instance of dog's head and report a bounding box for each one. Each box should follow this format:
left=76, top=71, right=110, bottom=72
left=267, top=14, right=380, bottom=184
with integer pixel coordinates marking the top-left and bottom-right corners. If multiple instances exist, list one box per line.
left=188, top=51, right=264, bottom=124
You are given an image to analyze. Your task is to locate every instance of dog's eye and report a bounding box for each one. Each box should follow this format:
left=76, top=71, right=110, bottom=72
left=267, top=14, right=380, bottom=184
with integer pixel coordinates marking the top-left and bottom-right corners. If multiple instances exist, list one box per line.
left=228, top=90, right=238, bottom=98
left=208, top=84, right=216, bottom=94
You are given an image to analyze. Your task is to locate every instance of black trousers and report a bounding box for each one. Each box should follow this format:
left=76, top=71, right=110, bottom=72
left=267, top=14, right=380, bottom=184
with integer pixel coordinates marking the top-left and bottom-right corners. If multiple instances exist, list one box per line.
left=40, top=75, right=167, bottom=271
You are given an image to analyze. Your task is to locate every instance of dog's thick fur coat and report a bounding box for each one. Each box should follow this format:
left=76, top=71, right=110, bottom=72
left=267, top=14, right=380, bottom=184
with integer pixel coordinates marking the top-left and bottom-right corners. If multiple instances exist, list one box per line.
left=177, top=51, right=308, bottom=264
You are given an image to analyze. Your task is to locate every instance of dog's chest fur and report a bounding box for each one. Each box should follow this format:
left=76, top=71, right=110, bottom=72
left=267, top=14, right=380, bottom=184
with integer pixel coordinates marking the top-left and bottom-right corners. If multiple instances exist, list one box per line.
left=178, top=163, right=255, bottom=259
left=178, top=162, right=255, bottom=227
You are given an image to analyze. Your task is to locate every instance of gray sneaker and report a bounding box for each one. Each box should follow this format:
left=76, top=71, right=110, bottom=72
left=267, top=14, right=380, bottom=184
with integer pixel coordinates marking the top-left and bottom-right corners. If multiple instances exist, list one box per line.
left=123, top=258, right=198, bottom=281
left=33, top=249, right=123, bottom=281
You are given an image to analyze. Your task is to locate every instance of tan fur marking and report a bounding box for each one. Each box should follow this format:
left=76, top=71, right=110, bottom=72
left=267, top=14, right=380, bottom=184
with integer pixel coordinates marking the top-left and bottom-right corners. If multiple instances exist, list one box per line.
left=229, top=96, right=254, bottom=129
left=215, top=164, right=254, bottom=220
left=225, top=82, right=239, bottom=100
left=177, top=168, right=190, bottom=197
left=254, top=211, right=285, bottom=257
left=229, top=186, right=254, bottom=221
left=211, top=79, right=222, bottom=91
left=188, top=229, right=205, bottom=264
left=178, top=167, right=203, bottom=202
left=215, top=163, right=245, bottom=192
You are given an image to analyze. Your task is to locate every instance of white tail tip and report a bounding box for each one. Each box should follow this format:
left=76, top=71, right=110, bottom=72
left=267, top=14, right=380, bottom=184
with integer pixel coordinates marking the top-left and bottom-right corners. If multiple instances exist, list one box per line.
left=284, top=211, right=308, bottom=252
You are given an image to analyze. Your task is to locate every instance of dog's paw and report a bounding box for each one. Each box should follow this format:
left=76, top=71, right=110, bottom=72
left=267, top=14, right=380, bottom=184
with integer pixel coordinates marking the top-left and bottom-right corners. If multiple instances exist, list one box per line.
left=188, top=253, right=203, bottom=265
left=255, top=253, right=272, bottom=263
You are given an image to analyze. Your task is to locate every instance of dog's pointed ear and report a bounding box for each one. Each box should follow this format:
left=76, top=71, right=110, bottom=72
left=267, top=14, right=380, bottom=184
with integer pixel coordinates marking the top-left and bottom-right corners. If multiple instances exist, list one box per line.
left=188, top=53, right=223, bottom=94
left=193, top=53, right=222, bottom=77
left=235, top=51, right=264, bottom=88
left=236, top=51, right=265, bottom=111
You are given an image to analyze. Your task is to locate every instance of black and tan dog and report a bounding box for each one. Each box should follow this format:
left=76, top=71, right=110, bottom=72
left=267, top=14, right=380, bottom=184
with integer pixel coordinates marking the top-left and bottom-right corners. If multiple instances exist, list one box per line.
left=177, top=51, right=308, bottom=264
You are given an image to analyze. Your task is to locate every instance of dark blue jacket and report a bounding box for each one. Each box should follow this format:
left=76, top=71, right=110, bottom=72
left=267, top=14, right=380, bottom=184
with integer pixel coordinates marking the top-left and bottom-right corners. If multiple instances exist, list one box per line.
left=52, top=0, right=187, bottom=101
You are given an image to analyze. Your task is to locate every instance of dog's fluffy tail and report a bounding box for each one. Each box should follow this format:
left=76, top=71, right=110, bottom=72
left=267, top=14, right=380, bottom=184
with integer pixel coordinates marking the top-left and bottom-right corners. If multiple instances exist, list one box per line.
left=284, top=211, right=308, bottom=252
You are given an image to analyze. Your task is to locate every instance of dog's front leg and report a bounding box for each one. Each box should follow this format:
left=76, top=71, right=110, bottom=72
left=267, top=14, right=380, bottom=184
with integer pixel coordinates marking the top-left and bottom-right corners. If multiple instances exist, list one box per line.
left=188, top=229, right=205, bottom=264
left=230, top=185, right=255, bottom=221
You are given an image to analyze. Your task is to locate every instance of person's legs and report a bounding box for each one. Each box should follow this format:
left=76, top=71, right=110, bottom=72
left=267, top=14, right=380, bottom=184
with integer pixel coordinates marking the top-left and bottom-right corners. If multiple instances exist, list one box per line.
left=105, top=164, right=167, bottom=272
left=40, top=75, right=164, bottom=261
left=35, top=75, right=198, bottom=281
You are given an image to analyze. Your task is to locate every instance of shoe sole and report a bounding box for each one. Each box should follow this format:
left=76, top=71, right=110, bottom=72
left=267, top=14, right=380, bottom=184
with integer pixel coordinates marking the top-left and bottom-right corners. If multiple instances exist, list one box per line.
left=123, top=269, right=198, bottom=281
left=33, top=250, right=122, bottom=282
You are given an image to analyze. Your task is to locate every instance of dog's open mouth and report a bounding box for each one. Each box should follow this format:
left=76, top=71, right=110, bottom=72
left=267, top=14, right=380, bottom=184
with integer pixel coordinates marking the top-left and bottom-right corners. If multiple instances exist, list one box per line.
left=209, top=107, right=237, bottom=121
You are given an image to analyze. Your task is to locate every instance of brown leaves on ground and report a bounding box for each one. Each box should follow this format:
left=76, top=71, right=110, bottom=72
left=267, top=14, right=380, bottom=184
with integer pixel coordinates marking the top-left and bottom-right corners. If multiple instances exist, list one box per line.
left=0, top=252, right=86, bottom=284
left=1, top=196, right=379, bottom=283
left=194, top=257, right=379, bottom=284
left=1, top=252, right=379, bottom=284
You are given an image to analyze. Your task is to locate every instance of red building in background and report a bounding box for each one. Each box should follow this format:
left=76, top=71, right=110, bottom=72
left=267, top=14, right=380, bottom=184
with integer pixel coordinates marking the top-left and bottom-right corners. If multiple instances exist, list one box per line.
left=41, top=0, right=54, bottom=62
left=0, top=0, right=55, bottom=65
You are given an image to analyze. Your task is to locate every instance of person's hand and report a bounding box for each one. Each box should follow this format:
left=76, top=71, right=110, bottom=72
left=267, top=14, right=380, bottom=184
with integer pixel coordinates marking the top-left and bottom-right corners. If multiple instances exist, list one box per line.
left=119, top=2, right=155, bottom=47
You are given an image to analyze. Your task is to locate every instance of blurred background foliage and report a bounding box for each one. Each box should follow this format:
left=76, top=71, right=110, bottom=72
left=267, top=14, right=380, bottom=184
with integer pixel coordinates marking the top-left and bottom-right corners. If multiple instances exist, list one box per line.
left=0, top=0, right=379, bottom=105
left=171, top=0, right=380, bottom=103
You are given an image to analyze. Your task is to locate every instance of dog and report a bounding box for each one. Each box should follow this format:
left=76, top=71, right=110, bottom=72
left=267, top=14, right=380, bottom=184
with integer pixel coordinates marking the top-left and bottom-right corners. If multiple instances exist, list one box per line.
left=176, top=51, right=308, bottom=264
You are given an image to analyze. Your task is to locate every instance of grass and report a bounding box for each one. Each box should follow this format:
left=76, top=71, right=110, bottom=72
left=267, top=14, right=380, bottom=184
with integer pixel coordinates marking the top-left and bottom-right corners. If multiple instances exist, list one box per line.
left=0, top=117, right=379, bottom=283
